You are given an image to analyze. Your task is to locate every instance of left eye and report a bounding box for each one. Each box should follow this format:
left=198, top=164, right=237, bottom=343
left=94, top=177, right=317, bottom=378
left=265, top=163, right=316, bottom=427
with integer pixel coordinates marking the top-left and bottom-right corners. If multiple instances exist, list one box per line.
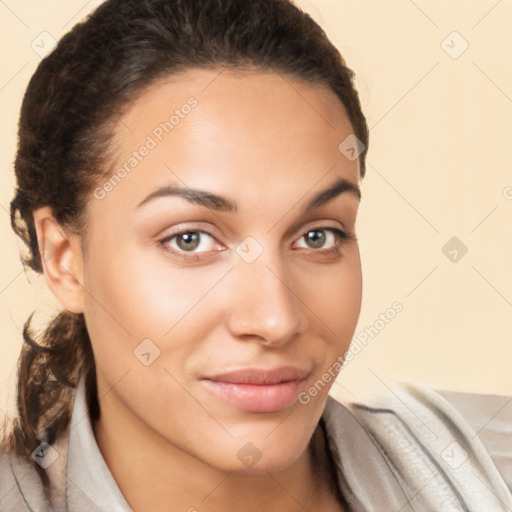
left=294, top=228, right=342, bottom=250
left=162, top=231, right=218, bottom=253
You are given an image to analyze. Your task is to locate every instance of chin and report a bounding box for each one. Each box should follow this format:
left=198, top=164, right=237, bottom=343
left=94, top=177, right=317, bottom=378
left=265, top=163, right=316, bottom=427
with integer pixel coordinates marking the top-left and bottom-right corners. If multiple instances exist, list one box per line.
left=220, top=449, right=307, bottom=475
left=197, top=421, right=315, bottom=475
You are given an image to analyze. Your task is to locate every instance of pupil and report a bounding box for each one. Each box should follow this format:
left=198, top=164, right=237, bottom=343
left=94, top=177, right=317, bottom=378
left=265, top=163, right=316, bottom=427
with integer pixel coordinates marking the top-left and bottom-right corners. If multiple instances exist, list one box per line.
left=177, top=232, right=200, bottom=251
left=306, top=230, right=325, bottom=249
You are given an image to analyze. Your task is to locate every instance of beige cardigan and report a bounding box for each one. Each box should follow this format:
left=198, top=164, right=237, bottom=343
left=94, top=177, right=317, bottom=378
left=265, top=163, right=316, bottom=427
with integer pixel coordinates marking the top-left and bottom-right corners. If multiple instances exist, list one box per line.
left=1, top=374, right=511, bottom=511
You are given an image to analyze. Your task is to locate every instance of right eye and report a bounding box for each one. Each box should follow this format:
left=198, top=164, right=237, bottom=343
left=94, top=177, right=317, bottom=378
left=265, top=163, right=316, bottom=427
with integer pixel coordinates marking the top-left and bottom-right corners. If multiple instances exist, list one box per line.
left=160, top=230, right=220, bottom=253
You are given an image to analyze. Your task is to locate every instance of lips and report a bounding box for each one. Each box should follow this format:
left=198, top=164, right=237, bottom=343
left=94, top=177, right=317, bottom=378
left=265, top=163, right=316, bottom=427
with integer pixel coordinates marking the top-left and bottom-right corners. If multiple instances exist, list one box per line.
left=206, top=366, right=309, bottom=385
left=201, top=366, right=309, bottom=413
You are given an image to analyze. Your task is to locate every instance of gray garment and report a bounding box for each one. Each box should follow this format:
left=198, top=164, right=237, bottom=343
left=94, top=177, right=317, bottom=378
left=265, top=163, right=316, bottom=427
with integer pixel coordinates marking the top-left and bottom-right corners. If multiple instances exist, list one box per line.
left=1, top=374, right=511, bottom=511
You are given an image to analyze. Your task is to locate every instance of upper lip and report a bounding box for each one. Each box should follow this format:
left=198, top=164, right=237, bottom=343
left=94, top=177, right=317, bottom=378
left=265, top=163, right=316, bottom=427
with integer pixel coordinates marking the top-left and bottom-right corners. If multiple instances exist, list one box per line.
left=204, top=366, right=310, bottom=385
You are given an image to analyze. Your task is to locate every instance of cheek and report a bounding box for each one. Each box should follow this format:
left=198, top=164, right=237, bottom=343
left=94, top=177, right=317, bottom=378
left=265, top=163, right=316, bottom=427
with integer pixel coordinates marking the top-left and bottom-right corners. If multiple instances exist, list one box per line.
left=296, top=244, right=362, bottom=390
left=334, top=246, right=362, bottom=328
left=81, top=234, right=228, bottom=373
left=296, top=245, right=362, bottom=335
left=292, top=247, right=361, bottom=412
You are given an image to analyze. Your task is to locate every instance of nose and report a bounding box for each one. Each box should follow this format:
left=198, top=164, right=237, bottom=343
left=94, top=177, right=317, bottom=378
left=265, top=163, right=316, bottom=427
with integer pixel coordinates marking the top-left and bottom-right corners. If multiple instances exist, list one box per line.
left=225, top=254, right=308, bottom=346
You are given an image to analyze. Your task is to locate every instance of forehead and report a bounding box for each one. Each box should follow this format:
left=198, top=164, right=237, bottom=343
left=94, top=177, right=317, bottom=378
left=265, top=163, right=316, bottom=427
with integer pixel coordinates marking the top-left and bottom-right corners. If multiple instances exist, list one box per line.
left=93, top=69, right=360, bottom=214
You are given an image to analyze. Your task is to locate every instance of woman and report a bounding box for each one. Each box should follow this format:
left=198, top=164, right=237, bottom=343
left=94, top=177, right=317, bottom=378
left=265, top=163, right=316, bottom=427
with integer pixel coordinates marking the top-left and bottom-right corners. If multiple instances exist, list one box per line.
left=1, top=0, right=510, bottom=510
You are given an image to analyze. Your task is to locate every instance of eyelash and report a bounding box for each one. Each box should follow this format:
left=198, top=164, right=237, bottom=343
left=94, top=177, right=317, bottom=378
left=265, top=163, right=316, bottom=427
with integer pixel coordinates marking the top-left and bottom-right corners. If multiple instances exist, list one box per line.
left=296, top=226, right=354, bottom=257
left=159, top=226, right=354, bottom=260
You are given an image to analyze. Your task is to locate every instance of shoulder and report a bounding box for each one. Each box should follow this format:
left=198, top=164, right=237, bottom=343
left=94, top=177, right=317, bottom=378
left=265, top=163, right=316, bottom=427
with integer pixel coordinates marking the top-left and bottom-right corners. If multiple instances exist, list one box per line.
left=0, top=448, right=46, bottom=511
left=0, top=436, right=68, bottom=511
left=322, top=382, right=512, bottom=510
left=433, top=386, right=512, bottom=491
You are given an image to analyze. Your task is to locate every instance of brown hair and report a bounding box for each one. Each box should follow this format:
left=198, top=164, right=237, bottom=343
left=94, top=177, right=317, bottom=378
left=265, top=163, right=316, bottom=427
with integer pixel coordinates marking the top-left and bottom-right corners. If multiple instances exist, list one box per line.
left=4, top=0, right=368, bottom=485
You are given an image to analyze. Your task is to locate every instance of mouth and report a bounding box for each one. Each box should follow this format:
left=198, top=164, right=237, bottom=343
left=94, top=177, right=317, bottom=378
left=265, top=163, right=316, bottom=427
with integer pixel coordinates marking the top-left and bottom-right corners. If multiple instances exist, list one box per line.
left=201, top=366, right=309, bottom=413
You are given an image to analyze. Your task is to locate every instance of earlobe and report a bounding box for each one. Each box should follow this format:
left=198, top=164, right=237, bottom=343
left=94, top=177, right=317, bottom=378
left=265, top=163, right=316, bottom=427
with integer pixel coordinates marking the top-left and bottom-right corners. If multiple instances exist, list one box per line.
left=33, top=207, right=85, bottom=314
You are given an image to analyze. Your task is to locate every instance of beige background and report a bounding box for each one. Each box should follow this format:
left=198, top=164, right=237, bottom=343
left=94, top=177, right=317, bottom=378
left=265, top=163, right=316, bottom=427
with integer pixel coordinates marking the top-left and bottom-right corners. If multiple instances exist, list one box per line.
left=1, top=0, right=511, bottom=417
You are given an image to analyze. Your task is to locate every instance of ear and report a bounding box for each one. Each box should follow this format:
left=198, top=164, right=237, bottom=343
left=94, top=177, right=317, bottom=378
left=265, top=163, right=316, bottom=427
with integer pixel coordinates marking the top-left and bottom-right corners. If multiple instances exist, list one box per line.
left=33, top=207, right=85, bottom=314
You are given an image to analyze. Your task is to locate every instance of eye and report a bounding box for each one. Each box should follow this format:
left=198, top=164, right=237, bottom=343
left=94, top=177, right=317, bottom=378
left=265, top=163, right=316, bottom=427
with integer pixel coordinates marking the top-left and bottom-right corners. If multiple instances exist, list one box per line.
left=161, top=230, right=219, bottom=253
left=294, top=228, right=348, bottom=250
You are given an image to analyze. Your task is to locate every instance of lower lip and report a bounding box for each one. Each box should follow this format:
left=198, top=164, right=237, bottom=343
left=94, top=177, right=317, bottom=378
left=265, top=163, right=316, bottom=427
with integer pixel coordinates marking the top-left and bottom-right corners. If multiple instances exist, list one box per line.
left=202, top=379, right=305, bottom=413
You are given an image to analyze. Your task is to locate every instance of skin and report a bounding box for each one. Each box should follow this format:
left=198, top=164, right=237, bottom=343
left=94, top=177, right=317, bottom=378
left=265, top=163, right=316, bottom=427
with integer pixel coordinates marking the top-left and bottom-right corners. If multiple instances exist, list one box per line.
left=34, top=69, right=362, bottom=512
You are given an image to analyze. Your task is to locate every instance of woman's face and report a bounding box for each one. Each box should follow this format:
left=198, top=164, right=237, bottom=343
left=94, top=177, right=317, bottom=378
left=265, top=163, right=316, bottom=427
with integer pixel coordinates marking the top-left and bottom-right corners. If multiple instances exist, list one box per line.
left=81, top=69, right=362, bottom=472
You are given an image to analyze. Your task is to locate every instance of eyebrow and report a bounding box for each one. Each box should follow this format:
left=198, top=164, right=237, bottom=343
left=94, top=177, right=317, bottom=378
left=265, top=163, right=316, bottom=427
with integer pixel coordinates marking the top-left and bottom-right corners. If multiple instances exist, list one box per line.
left=135, top=177, right=360, bottom=212
left=136, top=185, right=236, bottom=211
left=303, top=177, right=361, bottom=211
